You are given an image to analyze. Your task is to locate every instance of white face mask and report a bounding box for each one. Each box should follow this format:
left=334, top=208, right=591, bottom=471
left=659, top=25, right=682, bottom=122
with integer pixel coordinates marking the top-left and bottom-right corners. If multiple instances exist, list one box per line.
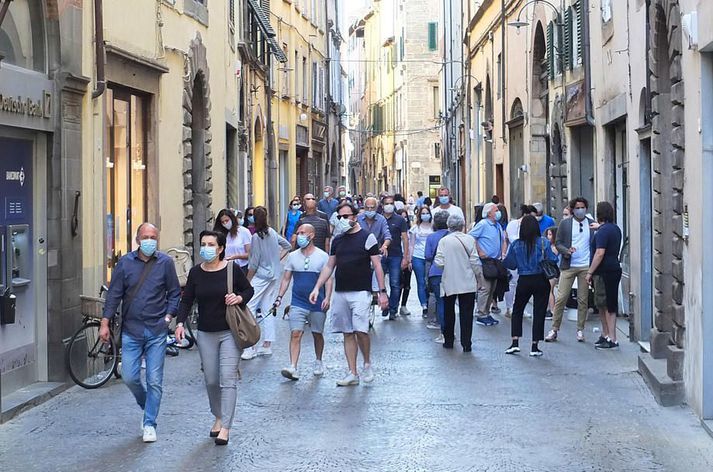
left=383, top=204, right=395, bottom=214
left=222, top=220, right=233, bottom=231
left=394, top=201, right=405, bottom=211
left=337, top=217, right=353, bottom=232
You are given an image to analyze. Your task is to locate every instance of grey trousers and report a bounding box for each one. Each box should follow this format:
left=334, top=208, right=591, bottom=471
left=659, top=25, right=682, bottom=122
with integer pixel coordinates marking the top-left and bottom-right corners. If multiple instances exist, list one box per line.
left=197, top=330, right=241, bottom=428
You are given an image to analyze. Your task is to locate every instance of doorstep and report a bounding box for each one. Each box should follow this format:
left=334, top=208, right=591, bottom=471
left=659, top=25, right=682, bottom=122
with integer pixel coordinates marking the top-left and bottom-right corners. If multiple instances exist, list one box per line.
left=702, top=420, right=713, bottom=440
left=1, top=382, right=68, bottom=424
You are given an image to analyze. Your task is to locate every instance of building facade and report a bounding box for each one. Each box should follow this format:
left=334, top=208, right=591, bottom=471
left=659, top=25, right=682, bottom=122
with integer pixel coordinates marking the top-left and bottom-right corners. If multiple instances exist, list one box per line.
left=0, top=0, right=86, bottom=420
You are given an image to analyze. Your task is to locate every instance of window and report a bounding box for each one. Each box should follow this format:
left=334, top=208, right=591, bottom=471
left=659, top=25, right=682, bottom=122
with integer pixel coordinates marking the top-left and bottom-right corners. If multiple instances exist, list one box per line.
left=228, top=0, right=235, bottom=33
left=105, top=88, right=149, bottom=279
left=0, top=0, right=46, bottom=72
left=312, top=61, right=318, bottom=108
left=428, top=22, right=438, bottom=51
left=302, top=57, right=308, bottom=105
left=282, top=43, right=289, bottom=97
left=433, top=86, right=440, bottom=118
left=497, top=53, right=502, bottom=98
left=574, top=0, right=583, bottom=66
left=434, top=143, right=441, bottom=160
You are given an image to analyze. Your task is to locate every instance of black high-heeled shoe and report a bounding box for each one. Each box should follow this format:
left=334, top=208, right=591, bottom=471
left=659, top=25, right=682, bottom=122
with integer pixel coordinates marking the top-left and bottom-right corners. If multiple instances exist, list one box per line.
left=209, top=430, right=220, bottom=438
left=215, top=435, right=229, bottom=446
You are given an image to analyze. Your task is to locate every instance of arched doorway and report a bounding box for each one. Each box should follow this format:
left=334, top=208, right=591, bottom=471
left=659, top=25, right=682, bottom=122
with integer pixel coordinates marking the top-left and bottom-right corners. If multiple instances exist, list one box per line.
left=182, top=33, right=213, bottom=260
left=508, top=99, right=525, bottom=214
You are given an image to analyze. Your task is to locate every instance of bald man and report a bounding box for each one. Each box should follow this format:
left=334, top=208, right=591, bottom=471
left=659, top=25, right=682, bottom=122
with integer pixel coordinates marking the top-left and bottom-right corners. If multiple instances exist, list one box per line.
left=100, top=222, right=181, bottom=443
left=274, top=224, right=332, bottom=380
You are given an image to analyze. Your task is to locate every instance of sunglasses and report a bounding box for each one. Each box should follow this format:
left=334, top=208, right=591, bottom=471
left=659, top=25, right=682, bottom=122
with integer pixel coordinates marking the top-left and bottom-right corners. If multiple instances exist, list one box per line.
left=336, top=214, right=354, bottom=219
left=304, top=256, right=310, bottom=271
left=579, top=221, right=584, bottom=233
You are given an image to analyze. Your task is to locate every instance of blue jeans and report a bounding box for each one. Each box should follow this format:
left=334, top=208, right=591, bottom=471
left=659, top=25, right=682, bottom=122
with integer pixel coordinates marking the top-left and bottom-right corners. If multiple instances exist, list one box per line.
left=381, top=256, right=402, bottom=315
left=122, top=327, right=167, bottom=428
left=411, top=257, right=429, bottom=307
left=429, top=275, right=445, bottom=332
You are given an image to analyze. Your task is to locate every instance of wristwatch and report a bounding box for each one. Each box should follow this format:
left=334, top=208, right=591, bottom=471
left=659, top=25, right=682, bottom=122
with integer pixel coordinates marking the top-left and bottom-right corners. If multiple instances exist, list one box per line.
left=380, top=288, right=387, bottom=293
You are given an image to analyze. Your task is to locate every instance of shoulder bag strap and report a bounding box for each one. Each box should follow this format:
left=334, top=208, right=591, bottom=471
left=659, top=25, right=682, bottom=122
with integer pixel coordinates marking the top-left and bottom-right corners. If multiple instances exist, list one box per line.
left=227, top=260, right=233, bottom=293
left=455, top=235, right=472, bottom=259
left=124, top=257, right=158, bottom=310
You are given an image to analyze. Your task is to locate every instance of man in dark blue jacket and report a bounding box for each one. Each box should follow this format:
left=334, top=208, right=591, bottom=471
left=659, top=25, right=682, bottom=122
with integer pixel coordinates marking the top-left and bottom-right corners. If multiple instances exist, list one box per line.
left=100, top=222, right=181, bottom=443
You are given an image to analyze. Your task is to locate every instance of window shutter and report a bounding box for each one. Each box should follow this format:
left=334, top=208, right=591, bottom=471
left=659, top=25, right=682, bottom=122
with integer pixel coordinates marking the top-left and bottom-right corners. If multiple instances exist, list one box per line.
left=575, top=0, right=583, bottom=62
left=563, top=8, right=572, bottom=71
left=428, top=22, right=438, bottom=51
left=546, top=22, right=554, bottom=80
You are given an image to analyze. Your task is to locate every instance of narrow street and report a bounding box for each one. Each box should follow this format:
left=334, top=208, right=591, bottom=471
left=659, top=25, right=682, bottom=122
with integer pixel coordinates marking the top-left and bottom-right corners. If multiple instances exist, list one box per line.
left=1, top=278, right=712, bottom=472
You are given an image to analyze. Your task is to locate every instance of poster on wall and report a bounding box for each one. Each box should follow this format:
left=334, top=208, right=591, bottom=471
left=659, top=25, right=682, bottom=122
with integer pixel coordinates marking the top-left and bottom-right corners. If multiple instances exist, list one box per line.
left=564, top=80, right=587, bottom=126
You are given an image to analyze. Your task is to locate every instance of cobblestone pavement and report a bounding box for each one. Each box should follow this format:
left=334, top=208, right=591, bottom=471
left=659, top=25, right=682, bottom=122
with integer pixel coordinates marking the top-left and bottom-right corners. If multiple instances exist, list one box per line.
left=2, top=280, right=713, bottom=472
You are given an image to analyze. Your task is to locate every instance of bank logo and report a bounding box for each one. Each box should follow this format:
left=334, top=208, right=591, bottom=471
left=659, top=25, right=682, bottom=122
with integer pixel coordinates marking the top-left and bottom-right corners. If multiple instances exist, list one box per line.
left=5, top=167, right=25, bottom=187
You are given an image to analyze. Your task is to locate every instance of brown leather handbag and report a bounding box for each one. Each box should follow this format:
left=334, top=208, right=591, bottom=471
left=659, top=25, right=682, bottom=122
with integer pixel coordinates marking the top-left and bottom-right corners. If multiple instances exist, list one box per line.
left=225, top=261, right=260, bottom=349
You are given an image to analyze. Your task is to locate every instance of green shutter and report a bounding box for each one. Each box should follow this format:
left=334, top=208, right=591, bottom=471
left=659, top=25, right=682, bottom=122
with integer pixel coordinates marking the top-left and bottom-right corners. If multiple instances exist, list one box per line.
left=575, top=0, right=583, bottom=61
left=428, top=22, right=438, bottom=51
left=563, top=8, right=572, bottom=71
left=547, top=22, right=554, bottom=80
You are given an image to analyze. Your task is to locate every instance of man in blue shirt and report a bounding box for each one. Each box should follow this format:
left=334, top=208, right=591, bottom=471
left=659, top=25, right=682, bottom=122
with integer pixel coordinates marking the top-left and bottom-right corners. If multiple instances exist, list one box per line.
left=318, top=185, right=339, bottom=218
left=469, top=203, right=506, bottom=326
left=533, top=202, right=556, bottom=235
left=274, top=224, right=333, bottom=380
left=100, top=222, right=181, bottom=443
left=357, top=196, right=392, bottom=256
left=381, top=195, right=410, bottom=320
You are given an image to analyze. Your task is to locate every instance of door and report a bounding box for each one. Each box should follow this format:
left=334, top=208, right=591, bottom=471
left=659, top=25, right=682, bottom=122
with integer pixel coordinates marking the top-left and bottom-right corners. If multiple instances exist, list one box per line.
left=509, top=125, right=525, bottom=214
left=105, top=89, right=147, bottom=280
left=639, top=136, right=653, bottom=341
left=614, top=124, right=630, bottom=315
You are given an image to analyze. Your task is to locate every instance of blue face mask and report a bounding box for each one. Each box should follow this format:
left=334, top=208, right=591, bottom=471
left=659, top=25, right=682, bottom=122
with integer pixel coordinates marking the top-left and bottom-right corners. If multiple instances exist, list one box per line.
left=200, top=246, right=217, bottom=262
left=421, top=214, right=431, bottom=222
left=495, top=211, right=502, bottom=221
left=439, top=196, right=449, bottom=205
left=139, top=239, right=157, bottom=257
left=296, top=235, right=311, bottom=249
left=365, top=210, right=376, bottom=219
left=247, top=215, right=255, bottom=224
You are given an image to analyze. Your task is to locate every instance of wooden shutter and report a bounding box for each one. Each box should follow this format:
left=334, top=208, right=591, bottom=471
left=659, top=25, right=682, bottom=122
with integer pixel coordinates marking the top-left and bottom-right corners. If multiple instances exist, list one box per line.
left=428, top=22, right=438, bottom=51
left=563, top=8, right=572, bottom=71
left=547, top=22, right=554, bottom=80
left=575, top=0, right=584, bottom=62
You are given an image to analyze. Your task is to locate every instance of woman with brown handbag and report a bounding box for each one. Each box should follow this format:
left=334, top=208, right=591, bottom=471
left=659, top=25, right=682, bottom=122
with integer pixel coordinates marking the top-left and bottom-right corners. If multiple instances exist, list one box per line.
left=175, top=230, right=254, bottom=446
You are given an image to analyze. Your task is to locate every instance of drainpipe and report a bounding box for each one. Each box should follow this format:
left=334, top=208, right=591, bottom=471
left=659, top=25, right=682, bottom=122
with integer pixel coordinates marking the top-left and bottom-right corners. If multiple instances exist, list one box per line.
left=582, top=0, right=594, bottom=125
left=92, top=0, right=106, bottom=99
left=501, top=0, right=507, bottom=142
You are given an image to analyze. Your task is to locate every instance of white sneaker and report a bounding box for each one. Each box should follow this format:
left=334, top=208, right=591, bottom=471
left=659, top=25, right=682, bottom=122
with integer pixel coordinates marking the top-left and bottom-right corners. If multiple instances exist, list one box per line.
left=142, top=425, right=157, bottom=443
left=433, top=333, right=445, bottom=343
left=362, top=364, right=375, bottom=383
left=576, top=330, right=585, bottom=342
left=257, top=346, right=273, bottom=356
left=399, top=306, right=411, bottom=316
left=281, top=366, right=299, bottom=381
left=336, top=373, right=360, bottom=387
left=313, top=360, right=324, bottom=377
left=241, top=347, right=257, bottom=360
left=524, top=311, right=533, bottom=319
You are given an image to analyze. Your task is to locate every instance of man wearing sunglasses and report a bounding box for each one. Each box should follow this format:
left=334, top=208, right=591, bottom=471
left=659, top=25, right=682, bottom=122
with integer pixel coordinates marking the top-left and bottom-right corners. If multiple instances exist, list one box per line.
left=310, top=202, right=389, bottom=386
left=274, top=224, right=331, bottom=380
left=546, top=197, right=597, bottom=343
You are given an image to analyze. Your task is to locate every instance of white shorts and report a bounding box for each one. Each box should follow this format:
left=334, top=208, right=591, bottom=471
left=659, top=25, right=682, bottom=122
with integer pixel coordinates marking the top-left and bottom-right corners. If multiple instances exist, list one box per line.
left=331, top=291, right=372, bottom=334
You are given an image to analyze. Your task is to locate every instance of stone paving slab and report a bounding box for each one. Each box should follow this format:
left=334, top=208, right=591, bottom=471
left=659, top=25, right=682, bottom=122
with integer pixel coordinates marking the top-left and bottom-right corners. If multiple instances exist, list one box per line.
left=1, top=286, right=712, bottom=471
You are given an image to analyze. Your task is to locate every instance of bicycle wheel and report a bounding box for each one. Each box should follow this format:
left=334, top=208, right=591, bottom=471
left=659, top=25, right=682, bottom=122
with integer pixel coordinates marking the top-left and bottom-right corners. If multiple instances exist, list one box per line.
left=66, top=321, right=118, bottom=389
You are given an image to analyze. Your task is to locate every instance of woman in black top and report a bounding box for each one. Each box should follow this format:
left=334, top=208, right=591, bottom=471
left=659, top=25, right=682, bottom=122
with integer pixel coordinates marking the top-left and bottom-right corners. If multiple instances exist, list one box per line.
left=176, top=230, right=254, bottom=445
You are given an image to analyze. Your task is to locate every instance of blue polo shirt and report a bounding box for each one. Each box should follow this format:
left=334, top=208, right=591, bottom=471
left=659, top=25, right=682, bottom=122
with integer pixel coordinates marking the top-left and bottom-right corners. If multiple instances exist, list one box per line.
left=468, top=218, right=505, bottom=259
left=539, top=214, right=556, bottom=235
left=318, top=198, right=339, bottom=218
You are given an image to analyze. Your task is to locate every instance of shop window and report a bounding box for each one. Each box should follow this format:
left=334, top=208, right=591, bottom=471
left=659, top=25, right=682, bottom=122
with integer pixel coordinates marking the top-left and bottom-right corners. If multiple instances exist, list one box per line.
left=105, top=88, right=149, bottom=279
left=0, top=0, right=46, bottom=72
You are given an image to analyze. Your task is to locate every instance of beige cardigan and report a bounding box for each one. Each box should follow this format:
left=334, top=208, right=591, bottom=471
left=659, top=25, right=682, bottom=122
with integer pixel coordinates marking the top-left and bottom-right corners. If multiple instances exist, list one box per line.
left=434, top=231, right=480, bottom=297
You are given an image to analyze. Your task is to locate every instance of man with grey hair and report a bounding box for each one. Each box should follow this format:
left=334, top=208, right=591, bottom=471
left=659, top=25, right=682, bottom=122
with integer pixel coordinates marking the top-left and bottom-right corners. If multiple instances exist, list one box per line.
left=318, top=185, right=338, bottom=218
left=100, top=222, right=181, bottom=443
left=533, top=202, right=556, bottom=235
left=434, top=213, right=480, bottom=351
left=468, top=202, right=506, bottom=326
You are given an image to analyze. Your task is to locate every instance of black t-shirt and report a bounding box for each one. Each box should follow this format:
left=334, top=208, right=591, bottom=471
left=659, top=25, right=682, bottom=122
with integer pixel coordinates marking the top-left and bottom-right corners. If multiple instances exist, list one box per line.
left=591, top=222, right=622, bottom=274
left=330, top=228, right=380, bottom=292
left=295, top=211, right=331, bottom=251
left=177, top=262, right=255, bottom=332
left=384, top=213, right=409, bottom=257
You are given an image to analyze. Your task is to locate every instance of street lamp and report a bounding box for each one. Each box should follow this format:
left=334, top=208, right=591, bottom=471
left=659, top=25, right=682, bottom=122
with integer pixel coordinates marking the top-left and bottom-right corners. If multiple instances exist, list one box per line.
left=508, top=0, right=562, bottom=31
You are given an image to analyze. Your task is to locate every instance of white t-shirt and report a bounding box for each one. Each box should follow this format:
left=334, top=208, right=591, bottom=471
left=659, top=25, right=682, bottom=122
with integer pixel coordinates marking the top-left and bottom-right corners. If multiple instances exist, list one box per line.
left=432, top=204, right=464, bottom=221
left=225, top=226, right=252, bottom=267
left=506, top=219, right=521, bottom=243
left=570, top=218, right=591, bottom=267
left=409, top=224, right=434, bottom=260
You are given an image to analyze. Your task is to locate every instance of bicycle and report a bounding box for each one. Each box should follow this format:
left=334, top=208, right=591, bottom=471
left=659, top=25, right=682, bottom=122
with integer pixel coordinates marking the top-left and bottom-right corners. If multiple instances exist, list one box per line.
left=66, top=286, right=122, bottom=389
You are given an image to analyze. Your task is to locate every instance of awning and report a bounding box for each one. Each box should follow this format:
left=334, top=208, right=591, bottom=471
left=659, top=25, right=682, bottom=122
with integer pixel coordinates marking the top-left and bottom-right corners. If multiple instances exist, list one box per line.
left=247, top=0, right=288, bottom=63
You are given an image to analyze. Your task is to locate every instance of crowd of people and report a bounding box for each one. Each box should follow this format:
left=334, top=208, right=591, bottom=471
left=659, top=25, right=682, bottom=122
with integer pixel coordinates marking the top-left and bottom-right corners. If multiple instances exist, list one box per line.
left=98, top=184, right=623, bottom=445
